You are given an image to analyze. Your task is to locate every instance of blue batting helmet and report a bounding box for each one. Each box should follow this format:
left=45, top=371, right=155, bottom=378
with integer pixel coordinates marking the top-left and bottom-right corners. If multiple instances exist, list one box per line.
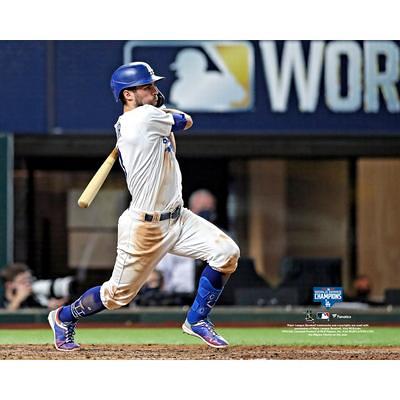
left=110, top=62, right=164, bottom=102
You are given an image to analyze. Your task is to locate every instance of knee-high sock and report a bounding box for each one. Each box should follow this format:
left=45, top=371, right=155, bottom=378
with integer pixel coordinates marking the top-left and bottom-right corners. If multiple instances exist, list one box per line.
left=58, top=286, right=106, bottom=323
left=187, top=265, right=229, bottom=324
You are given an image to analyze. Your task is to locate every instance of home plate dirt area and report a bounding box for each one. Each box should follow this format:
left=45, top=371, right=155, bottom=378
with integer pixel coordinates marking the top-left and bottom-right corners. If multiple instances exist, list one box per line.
left=1, top=345, right=400, bottom=360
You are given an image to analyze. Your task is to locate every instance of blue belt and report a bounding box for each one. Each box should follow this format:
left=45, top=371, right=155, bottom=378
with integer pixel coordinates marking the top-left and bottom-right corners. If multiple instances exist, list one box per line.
left=144, top=206, right=181, bottom=222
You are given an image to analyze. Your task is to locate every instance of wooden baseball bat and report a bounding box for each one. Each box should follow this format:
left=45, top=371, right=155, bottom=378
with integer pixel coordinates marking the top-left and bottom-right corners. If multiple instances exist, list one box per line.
left=77, top=147, right=119, bottom=208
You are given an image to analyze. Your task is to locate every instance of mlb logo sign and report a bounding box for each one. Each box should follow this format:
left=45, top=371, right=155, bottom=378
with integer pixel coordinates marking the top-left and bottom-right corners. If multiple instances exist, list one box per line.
left=317, top=312, right=330, bottom=320
left=313, top=287, right=343, bottom=309
left=123, top=41, right=254, bottom=112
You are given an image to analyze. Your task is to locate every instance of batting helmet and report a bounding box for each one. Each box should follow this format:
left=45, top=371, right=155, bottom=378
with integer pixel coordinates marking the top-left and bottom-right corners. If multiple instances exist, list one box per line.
left=110, top=62, right=164, bottom=102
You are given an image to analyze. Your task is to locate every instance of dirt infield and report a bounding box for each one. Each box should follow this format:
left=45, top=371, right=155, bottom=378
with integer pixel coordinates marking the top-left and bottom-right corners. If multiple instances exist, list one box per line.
left=1, top=344, right=400, bottom=360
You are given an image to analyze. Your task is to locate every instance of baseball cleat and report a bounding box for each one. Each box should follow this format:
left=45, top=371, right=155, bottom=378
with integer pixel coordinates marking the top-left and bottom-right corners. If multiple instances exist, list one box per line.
left=182, top=319, right=229, bottom=348
left=48, top=308, right=80, bottom=352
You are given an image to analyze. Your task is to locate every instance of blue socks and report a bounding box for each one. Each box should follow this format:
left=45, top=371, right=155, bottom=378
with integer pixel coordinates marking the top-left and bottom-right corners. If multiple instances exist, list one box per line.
left=187, top=265, right=226, bottom=324
left=58, top=267, right=227, bottom=325
left=59, top=286, right=106, bottom=323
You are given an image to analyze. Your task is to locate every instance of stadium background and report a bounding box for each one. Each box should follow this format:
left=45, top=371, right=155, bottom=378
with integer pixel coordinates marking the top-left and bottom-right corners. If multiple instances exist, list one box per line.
left=1, top=40, right=400, bottom=358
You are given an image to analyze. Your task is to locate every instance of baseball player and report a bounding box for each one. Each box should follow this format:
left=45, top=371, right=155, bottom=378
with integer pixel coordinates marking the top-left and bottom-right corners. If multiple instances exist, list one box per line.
left=48, top=61, right=240, bottom=351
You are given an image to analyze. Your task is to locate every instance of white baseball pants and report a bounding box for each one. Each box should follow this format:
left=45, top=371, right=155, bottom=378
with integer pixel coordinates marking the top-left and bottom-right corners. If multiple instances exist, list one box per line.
left=100, top=207, right=240, bottom=310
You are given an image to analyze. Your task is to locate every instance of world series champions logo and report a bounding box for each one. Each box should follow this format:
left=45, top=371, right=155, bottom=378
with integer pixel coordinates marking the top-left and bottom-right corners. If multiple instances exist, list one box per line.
left=313, top=287, right=343, bottom=309
left=123, top=41, right=254, bottom=112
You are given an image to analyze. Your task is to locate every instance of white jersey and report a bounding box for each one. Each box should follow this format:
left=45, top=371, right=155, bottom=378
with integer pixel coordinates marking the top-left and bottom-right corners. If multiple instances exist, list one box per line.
left=114, top=105, right=183, bottom=213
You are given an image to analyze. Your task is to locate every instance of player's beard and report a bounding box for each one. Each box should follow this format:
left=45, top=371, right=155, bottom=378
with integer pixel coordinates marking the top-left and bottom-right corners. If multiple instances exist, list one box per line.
left=134, top=92, right=157, bottom=107
left=133, top=92, right=144, bottom=107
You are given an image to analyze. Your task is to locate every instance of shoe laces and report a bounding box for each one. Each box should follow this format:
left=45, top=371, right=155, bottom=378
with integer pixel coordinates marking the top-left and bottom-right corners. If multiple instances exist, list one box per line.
left=65, top=322, right=77, bottom=344
left=201, top=319, right=218, bottom=337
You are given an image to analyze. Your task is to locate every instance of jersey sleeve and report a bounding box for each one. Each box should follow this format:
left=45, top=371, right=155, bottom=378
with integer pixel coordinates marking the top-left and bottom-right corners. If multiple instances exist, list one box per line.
left=146, top=105, right=174, bottom=137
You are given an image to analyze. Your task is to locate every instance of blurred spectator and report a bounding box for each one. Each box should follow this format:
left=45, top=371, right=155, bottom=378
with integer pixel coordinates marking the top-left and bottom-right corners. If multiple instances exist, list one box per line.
left=351, top=275, right=372, bottom=303
left=134, top=269, right=194, bottom=306
left=134, top=270, right=164, bottom=306
left=156, top=253, right=195, bottom=294
left=0, top=263, right=75, bottom=310
left=188, top=188, right=217, bottom=223
left=146, top=269, right=164, bottom=290
left=345, top=275, right=383, bottom=306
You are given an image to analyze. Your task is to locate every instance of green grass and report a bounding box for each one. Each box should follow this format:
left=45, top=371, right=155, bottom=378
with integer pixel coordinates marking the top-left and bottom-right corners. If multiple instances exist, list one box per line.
left=1, top=327, right=400, bottom=346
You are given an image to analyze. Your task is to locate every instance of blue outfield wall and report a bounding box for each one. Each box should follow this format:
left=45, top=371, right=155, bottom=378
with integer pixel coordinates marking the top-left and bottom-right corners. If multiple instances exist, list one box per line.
left=0, top=40, right=400, bottom=135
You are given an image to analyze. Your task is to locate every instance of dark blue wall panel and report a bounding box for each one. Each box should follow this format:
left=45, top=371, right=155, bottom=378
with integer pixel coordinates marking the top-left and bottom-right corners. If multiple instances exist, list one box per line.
left=0, top=41, right=47, bottom=132
left=0, top=41, right=399, bottom=135
left=55, top=41, right=123, bottom=133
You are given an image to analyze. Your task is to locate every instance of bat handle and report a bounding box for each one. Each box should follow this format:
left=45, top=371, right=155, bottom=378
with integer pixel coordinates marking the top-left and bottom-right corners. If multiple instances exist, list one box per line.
left=111, top=147, right=119, bottom=160
left=77, top=147, right=119, bottom=208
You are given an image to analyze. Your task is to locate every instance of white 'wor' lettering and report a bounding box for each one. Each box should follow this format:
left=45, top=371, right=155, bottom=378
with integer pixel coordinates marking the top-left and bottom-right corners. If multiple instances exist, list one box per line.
left=260, top=40, right=400, bottom=113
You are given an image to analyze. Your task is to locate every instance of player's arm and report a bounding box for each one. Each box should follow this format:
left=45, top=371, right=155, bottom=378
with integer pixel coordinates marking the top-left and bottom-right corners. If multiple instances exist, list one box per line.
left=154, top=92, right=192, bottom=131
left=163, top=108, right=193, bottom=131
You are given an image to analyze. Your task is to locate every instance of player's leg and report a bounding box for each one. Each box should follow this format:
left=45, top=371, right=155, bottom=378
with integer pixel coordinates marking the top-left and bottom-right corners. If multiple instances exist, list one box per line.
left=100, top=213, right=176, bottom=311
left=48, top=285, right=105, bottom=351
left=170, top=208, right=240, bottom=348
left=49, top=210, right=173, bottom=351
